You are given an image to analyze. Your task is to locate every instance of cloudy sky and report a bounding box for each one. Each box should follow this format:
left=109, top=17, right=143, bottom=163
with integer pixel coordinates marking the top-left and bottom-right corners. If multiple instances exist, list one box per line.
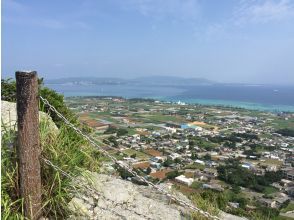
left=2, top=0, right=294, bottom=84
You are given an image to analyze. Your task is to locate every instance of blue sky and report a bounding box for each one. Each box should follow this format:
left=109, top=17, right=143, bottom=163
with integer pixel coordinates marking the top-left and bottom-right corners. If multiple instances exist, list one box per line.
left=2, top=0, right=294, bottom=84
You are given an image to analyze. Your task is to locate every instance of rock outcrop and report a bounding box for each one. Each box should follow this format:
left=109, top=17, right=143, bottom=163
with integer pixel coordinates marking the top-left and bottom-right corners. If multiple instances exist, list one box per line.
left=68, top=172, right=248, bottom=220
left=68, top=173, right=186, bottom=220
left=1, top=100, right=58, bottom=134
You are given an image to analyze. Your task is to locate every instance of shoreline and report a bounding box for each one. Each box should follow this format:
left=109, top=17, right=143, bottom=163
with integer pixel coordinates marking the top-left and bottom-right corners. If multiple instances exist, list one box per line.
left=65, top=95, right=294, bottom=113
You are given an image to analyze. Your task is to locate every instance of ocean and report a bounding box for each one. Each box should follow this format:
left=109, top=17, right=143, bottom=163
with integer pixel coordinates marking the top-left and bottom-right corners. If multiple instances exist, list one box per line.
left=46, top=83, right=294, bottom=112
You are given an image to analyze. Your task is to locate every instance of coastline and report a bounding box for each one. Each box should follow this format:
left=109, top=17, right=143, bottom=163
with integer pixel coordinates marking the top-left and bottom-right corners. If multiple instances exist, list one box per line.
left=47, top=84, right=294, bottom=113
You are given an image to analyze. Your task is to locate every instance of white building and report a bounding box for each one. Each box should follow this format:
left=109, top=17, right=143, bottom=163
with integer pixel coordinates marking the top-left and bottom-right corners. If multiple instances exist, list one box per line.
left=175, top=175, right=194, bottom=186
left=195, top=159, right=205, bottom=165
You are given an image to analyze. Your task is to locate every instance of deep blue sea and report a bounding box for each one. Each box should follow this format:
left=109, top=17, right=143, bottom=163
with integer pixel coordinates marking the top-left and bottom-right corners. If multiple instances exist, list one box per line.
left=46, top=83, right=294, bottom=112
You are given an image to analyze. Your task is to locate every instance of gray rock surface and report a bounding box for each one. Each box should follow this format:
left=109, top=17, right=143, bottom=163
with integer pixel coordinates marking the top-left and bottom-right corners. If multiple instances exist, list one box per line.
left=68, top=172, right=248, bottom=220
left=68, top=173, right=185, bottom=220
left=1, top=100, right=58, bottom=134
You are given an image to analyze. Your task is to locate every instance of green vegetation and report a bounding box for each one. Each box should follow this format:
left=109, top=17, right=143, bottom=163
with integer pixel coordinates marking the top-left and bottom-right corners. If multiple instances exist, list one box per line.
left=2, top=117, right=101, bottom=219
left=217, top=159, right=283, bottom=192
left=190, top=181, right=202, bottom=189
left=1, top=78, right=78, bottom=127
left=276, top=128, right=294, bottom=137
left=1, top=80, right=101, bottom=219
left=263, top=186, right=279, bottom=195
left=145, top=113, right=185, bottom=123
left=105, top=136, right=118, bottom=147
left=166, top=170, right=182, bottom=179
left=1, top=78, right=17, bottom=101
left=163, top=157, right=173, bottom=167
left=122, top=149, right=150, bottom=160
left=271, top=118, right=294, bottom=130
left=185, top=163, right=205, bottom=170
left=114, top=164, right=134, bottom=179
left=188, top=136, right=218, bottom=151
left=104, top=126, right=129, bottom=136
left=190, top=193, right=219, bottom=220
left=190, top=188, right=282, bottom=220
left=280, top=202, right=294, bottom=213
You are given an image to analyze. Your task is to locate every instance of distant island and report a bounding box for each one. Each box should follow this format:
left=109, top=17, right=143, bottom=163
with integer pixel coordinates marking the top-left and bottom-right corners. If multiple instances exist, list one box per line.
left=45, top=76, right=215, bottom=86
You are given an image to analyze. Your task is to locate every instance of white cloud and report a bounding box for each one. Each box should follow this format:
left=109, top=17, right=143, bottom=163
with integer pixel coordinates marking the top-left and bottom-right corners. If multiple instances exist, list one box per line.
left=2, top=0, right=91, bottom=30
left=234, top=0, right=294, bottom=25
left=121, top=0, right=201, bottom=22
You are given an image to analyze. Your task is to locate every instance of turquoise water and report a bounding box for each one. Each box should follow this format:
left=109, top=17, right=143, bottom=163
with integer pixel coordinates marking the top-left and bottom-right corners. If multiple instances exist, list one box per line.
left=160, top=97, right=294, bottom=112
left=47, top=83, right=294, bottom=112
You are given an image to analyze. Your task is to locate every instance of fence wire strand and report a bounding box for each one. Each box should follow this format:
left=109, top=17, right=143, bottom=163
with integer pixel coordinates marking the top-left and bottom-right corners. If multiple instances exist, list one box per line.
left=40, top=96, right=220, bottom=220
left=42, top=158, right=155, bottom=220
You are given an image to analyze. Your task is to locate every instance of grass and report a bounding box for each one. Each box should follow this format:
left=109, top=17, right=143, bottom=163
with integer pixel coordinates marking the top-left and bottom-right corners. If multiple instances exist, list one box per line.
left=1, top=113, right=101, bottom=219
left=261, top=159, right=283, bottom=166
left=190, top=193, right=220, bottom=220
left=280, top=202, right=294, bottom=213
left=122, top=148, right=150, bottom=160
left=171, top=182, right=198, bottom=197
left=125, top=127, right=137, bottom=135
left=185, top=163, right=205, bottom=171
left=271, top=118, right=294, bottom=130
left=263, top=186, right=279, bottom=195
left=276, top=216, right=294, bottom=220
left=144, top=113, right=185, bottom=123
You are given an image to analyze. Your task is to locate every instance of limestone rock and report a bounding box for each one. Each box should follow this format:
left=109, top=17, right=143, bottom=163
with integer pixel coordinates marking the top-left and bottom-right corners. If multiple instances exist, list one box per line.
left=68, top=173, right=183, bottom=220
left=68, top=172, right=249, bottom=220
left=1, top=100, right=58, bottom=134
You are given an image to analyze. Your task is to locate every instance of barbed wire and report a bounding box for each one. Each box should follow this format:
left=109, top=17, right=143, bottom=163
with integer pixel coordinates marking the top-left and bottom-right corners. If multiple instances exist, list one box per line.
left=42, top=158, right=155, bottom=220
left=40, top=96, right=220, bottom=220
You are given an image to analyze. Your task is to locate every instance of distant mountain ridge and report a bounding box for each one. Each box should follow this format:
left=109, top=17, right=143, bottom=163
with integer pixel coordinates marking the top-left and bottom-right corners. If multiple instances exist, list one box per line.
left=45, top=76, right=215, bottom=86
left=45, top=77, right=128, bottom=85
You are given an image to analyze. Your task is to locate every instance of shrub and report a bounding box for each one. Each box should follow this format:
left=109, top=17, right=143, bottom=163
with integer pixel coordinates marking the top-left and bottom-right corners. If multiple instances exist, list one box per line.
left=1, top=116, right=101, bottom=219
left=1, top=78, right=77, bottom=127
left=1, top=78, right=101, bottom=218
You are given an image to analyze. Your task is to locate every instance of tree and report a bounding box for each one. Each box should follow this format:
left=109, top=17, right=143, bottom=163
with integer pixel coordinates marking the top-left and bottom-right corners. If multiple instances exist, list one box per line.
left=108, top=136, right=118, bottom=147
left=174, top=158, right=181, bottom=164
left=232, top=185, right=241, bottom=194
left=130, top=153, right=136, bottom=158
left=146, top=167, right=151, bottom=175
left=189, top=140, right=195, bottom=147
left=117, top=128, right=128, bottom=136
left=2, top=78, right=84, bottom=131
left=163, top=158, right=173, bottom=167
left=104, top=126, right=117, bottom=134
left=1, top=78, right=16, bottom=101
left=276, top=128, right=294, bottom=137
left=115, top=165, right=133, bottom=179
left=203, top=153, right=211, bottom=161
left=191, top=152, right=198, bottom=160
left=166, top=170, right=180, bottom=179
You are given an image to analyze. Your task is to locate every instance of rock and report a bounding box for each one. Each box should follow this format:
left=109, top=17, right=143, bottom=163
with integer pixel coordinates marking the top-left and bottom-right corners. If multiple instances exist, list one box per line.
left=1, top=101, right=58, bottom=135
left=1, top=101, right=17, bottom=131
left=68, top=198, right=90, bottom=216
left=68, top=173, right=183, bottom=220
left=68, top=172, right=249, bottom=220
left=220, top=211, right=248, bottom=220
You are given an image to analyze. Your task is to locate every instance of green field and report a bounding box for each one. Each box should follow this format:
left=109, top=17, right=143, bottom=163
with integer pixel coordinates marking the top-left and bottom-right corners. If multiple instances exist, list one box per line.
left=270, top=118, right=294, bottom=130
left=144, top=113, right=185, bottom=123
left=263, top=186, right=279, bottom=195
left=122, top=149, right=150, bottom=160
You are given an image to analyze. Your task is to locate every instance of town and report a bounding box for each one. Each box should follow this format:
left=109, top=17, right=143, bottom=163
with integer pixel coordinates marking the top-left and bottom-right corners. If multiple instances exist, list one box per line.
left=66, top=96, right=294, bottom=219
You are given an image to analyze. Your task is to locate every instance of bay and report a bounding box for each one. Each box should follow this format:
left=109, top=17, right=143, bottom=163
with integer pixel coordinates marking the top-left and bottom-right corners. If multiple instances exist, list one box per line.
left=46, top=83, right=294, bottom=112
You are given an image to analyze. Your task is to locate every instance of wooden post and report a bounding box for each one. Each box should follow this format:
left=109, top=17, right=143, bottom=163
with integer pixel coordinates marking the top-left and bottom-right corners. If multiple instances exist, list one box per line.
left=16, top=71, right=42, bottom=219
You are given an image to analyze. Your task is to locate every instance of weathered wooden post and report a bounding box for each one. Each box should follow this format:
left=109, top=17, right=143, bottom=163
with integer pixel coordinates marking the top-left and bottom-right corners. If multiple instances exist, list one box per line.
left=16, top=71, right=42, bottom=219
